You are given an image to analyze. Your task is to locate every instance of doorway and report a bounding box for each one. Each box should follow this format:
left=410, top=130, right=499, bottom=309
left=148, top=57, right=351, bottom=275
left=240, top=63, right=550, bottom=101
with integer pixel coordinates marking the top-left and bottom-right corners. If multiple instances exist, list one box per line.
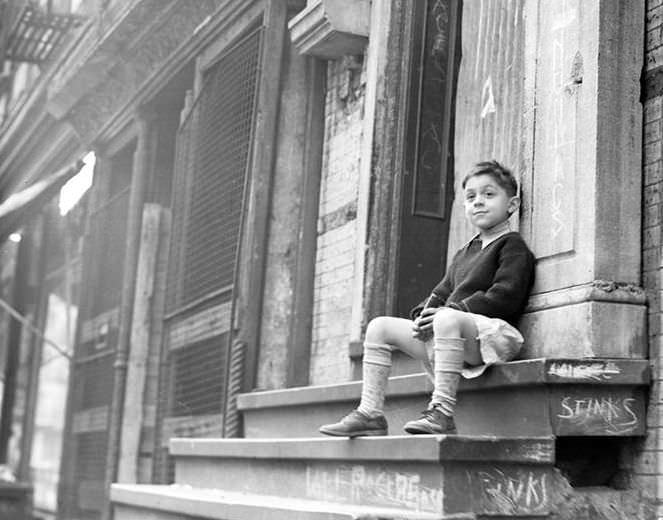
left=396, top=0, right=461, bottom=317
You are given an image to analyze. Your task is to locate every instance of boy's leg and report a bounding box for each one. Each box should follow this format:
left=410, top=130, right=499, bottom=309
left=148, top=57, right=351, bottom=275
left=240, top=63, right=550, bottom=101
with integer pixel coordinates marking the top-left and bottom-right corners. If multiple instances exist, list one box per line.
left=356, top=342, right=392, bottom=417
left=405, top=308, right=480, bottom=434
left=319, top=317, right=427, bottom=437
left=431, top=308, right=480, bottom=415
left=357, top=317, right=430, bottom=415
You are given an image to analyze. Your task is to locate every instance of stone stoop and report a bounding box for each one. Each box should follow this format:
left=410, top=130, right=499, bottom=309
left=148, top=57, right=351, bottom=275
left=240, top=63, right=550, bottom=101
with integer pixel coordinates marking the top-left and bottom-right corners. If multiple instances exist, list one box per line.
left=237, top=359, right=649, bottom=438
left=111, top=484, right=477, bottom=520
left=110, top=359, right=651, bottom=519
left=152, top=435, right=557, bottom=518
left=110, top=435, right=557, bottom=519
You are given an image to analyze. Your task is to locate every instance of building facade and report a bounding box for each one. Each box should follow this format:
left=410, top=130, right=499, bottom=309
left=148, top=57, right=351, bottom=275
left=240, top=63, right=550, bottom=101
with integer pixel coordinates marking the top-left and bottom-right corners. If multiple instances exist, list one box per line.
left=0, top=0, right=657, bottom=518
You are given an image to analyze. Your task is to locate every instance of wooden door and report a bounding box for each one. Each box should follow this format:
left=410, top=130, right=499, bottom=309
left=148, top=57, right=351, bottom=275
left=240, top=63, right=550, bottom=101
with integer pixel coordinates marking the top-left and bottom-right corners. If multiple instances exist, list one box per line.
left=396, top=0, right=461, bottom=317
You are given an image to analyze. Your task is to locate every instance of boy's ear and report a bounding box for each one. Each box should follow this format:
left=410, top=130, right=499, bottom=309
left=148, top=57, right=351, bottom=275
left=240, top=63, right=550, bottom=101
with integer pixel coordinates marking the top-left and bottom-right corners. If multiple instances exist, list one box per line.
left=508, top=195, right=521, bottom=216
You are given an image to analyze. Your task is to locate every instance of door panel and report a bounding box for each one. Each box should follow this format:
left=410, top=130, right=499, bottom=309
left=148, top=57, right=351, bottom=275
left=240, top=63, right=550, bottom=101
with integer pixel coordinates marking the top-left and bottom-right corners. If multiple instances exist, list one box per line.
left=397, top=0, right=460, bottom=317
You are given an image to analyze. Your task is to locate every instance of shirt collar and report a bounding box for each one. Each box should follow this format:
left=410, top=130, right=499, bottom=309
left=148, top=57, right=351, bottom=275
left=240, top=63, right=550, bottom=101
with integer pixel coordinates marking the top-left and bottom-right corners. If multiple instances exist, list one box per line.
left=476, top=220, right=511, bottom=249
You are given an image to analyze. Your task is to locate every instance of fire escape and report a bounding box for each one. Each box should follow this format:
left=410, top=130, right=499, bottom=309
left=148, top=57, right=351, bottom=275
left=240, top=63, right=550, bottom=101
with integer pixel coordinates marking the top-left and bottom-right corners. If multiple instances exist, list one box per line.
left=0, top=0, right=83, bottom=105
left=0, top=8, right=85, bottom=517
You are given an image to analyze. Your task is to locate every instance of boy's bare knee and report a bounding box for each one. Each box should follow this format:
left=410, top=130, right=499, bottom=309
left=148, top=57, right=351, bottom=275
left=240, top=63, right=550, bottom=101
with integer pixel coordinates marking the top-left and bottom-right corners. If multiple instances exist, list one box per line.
left=432, top=307, right=464, bottom=336
left=365, top=316, right=392, bottom=343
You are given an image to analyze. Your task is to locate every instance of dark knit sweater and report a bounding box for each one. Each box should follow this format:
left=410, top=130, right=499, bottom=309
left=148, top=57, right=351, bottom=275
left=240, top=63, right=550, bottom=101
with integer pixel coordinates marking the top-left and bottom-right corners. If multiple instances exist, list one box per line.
left=410, top=232, right=536, bottom=326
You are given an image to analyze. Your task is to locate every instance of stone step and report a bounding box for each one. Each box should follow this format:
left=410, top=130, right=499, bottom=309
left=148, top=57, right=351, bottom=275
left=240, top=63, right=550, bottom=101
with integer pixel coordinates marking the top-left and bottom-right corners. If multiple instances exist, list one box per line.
left=167, top=435, right=557, bottom=517
left=111, top=484, right=477, bottom=520
left=238, top=358, right=649, bottom=438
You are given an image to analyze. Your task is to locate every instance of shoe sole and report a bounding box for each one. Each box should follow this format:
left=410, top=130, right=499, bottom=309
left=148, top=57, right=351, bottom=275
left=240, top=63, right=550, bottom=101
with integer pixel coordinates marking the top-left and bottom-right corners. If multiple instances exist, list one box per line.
left=319, top=428, right=388, bottom=438
left=403, top=424, right=457, bottom=435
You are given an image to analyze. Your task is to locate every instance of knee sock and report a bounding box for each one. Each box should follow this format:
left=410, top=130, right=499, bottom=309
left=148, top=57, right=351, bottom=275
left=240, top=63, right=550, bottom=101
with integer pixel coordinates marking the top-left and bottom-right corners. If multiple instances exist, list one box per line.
left=430, top=337, right=465, bottom=417
left=357, top=342, right=392, bottom=417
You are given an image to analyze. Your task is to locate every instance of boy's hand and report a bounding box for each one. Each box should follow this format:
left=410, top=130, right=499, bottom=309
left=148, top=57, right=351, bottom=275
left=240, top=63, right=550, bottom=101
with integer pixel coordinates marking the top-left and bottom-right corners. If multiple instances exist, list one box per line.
left=412, top=307, right=438, bottom=340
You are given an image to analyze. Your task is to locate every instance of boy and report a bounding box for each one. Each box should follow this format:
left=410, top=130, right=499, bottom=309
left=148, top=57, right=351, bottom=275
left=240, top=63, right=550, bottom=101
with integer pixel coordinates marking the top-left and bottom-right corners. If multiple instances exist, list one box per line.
left=319, top=160, right=535, bottom=437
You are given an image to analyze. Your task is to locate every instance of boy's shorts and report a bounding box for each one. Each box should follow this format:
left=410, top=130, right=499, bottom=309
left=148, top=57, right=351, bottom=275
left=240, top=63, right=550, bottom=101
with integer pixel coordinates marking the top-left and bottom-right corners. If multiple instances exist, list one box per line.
left=424, top=312, right=524, bottom=379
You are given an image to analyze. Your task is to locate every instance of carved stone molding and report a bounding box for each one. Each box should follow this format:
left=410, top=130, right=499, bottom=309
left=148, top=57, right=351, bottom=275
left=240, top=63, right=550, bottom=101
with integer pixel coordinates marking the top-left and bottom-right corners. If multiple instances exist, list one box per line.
left=288, top=0, right=369, bottom=59
left=47, top=0, right=171, bottom=119
left=525, top=280, right=646, bottom=313
left=53, top=0, right=220, bottom=140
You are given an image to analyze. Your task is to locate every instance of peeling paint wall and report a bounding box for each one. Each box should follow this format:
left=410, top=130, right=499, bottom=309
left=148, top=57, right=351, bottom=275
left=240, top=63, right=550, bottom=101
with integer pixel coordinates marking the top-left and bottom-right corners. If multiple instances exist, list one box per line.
left=309, top=57, right=366, bottom=385
left=257, top=43, right=309, bottom=391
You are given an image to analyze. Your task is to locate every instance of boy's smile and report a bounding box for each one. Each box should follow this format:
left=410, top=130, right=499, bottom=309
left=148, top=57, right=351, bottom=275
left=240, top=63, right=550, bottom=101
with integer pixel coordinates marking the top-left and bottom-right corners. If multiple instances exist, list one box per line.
left=463, top=174, right=519, bottom=233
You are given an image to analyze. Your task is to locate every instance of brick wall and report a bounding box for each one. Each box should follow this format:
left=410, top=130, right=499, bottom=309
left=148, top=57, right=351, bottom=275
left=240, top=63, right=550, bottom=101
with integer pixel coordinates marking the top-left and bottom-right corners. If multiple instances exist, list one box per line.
left=309, top=57, right=366, bottom=385
left=635, top=0, right=663, bottom=511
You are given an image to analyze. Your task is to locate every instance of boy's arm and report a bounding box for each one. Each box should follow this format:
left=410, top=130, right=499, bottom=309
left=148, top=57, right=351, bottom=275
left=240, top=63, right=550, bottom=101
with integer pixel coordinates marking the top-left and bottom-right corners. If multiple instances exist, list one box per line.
left=408, top=273, right=453, bottom=320
left=451, top=249, right=535, bottom=320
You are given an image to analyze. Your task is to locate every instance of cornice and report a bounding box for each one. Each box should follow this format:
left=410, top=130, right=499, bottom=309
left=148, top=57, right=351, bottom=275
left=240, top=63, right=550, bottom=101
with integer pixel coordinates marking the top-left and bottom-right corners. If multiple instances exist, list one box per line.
left=89, top=0, right=268, bottom=146
left=46, top=0, right=173, bottom=119
left=0, top=0, right=276, bottom=183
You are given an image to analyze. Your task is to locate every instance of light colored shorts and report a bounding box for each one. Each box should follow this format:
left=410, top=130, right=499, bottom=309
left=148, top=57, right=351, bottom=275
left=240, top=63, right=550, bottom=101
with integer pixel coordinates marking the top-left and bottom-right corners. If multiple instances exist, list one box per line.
left=424, top=312, right=524, bottom=379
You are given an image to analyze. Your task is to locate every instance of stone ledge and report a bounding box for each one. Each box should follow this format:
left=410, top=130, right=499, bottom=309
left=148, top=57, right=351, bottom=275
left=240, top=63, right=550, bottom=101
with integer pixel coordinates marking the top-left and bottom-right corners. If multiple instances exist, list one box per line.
left=238, top=358, right=650, bottom=411
left=169, top=435, right=555, bottom=464
left=112, top=484, right=470, bottom=520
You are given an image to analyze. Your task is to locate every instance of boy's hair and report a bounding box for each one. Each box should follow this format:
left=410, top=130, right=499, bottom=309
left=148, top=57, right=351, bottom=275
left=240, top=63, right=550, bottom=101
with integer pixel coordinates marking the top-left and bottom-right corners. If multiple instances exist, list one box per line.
left=461, top=160, right=518, bottom=197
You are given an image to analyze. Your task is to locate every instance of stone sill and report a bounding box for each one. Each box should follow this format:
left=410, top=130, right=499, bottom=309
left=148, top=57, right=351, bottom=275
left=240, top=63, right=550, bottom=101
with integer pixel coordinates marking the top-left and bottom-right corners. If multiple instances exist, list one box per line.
left=288, top=0, right=369, bottom=59
left=237, top=358, right=650, bottom=411
left=170, top=435, right=555, bottom=464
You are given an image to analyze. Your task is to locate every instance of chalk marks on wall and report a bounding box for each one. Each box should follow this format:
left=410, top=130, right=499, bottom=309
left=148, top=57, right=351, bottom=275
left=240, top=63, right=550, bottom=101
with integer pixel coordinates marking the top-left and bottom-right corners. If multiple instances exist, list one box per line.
left=547, top=361, right=622, bottom=381
left=555, top=395, right=639, bottom=435
left=469, top=468, right=548, bottom=515
left=305, top=465, right=444, bottom=513
left=533, top=0, right=579, bottom=257
left=481, top=76, right=496, bottom=118
left=305, top=463, right=551, bottom=515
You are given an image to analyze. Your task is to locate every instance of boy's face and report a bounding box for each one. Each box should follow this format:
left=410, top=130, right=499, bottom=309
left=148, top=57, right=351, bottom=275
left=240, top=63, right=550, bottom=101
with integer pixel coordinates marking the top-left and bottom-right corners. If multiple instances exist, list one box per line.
left=463, top=174, right=519, bottom=231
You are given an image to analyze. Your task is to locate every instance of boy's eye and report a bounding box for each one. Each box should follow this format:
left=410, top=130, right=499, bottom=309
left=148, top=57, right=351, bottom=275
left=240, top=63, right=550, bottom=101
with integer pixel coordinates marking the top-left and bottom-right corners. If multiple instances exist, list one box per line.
left=465, top=194, right=475, bottom=201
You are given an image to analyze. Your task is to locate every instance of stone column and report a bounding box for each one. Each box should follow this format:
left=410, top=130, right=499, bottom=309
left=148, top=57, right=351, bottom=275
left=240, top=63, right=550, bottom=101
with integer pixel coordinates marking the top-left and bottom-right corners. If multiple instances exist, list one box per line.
left=258, top=31, right=325, bottom=390
left=102, top=108, right=154, bottom=520
left=519, top=0, right=645, bottom=359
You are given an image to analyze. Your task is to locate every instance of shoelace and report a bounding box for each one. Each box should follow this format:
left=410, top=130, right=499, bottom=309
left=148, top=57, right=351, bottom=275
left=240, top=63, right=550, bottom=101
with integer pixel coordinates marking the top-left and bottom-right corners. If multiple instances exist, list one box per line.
left=346, top=410, right=369, bottom=421
left=420, top=405, right=445, bottom=418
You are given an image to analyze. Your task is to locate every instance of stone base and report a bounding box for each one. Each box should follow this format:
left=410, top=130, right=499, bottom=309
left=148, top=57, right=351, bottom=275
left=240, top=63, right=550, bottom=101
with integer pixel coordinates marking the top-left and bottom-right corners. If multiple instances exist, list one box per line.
left=238, top=359, right=649, bottom=438
left=519, top=300, right=646, bottom=359
left=169, top=436, right=555, bottom=518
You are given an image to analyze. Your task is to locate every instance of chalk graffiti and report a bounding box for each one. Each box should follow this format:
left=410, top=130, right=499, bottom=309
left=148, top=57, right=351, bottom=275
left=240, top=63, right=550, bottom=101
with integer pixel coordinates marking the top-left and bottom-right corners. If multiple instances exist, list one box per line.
left=548, top=361, right=622, bottom=381
left=549, top=30, right=573, bottom=240
left=481, top=76, right=496, bottom=118
left=431, top=0, right=448, bottom=58
left=305, top=465, right=444, bottom=513
left=471, top=469, right=548, bottom=514
left=517, top=441, right=555, bottom=463
left=551, top=178, right=564, bottom=238
left=556, top=396, right=638, bottom=435
left=536, top=0, right=578, bottom=255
